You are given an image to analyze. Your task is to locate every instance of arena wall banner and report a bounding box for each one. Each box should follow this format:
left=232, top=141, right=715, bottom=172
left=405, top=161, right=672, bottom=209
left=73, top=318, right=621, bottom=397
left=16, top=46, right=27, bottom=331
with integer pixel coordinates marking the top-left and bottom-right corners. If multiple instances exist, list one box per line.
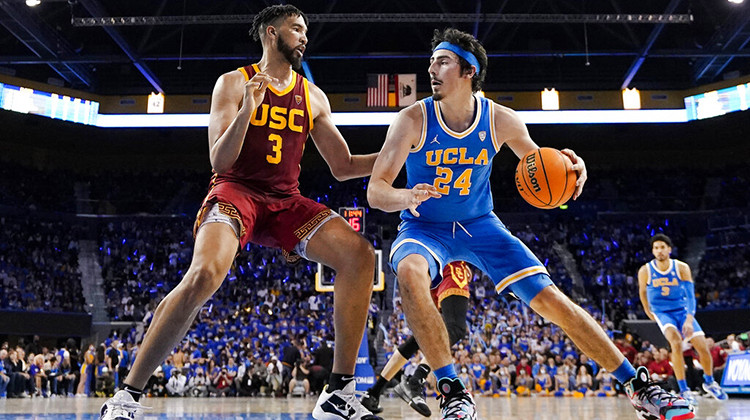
left=721, top=351, right=750, bottom=395
left=354, top=332, right=376, bottom=391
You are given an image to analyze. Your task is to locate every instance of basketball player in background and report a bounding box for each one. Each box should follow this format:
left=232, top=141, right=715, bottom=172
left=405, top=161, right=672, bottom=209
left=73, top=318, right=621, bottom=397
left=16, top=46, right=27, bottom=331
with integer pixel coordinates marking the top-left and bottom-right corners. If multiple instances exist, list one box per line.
left=101, top=5, right=380, bottom=420
left=362, top=261, right=472, bottom=417
left=638, top=234, right=728, bottom=404
left=367, top=27, right=694, bottom=420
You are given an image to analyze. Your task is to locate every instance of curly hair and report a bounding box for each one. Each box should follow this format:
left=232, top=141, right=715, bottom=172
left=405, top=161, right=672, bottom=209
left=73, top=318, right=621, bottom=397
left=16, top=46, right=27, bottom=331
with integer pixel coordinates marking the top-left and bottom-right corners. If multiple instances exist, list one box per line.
left=431, top=28, right=488, bottom=93
left=250, top=4, right=308, bottom=42
left=650, top=233, right=673, bottom=248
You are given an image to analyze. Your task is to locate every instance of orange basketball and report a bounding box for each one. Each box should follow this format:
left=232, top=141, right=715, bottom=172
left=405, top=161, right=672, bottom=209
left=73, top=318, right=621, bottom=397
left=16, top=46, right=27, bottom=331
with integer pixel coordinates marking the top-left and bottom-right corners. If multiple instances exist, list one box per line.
left=515, top=148, right=577, bottom=209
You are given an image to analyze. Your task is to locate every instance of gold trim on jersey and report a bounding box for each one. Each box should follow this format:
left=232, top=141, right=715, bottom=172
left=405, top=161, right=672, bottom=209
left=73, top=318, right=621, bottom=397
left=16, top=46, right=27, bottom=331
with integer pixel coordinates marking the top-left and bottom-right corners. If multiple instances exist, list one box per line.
left=252, top=64, right=297, bottom=96
left=237, top=66, right=250, bottom=81
left=489, top=100, right=501, bottom=152
left=494, top=265, right=548, bottom=293
left=434, top=95, right=482, bottom=139
left=303, top=78, right=314, bottom=132
left=410, top=101, right=428, bottom=153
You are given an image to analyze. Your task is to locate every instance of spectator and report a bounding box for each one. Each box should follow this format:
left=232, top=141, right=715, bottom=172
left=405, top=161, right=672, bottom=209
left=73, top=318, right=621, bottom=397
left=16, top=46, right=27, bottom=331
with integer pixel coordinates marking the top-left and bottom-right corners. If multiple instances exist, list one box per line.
left=265, top=364, right=283, bottom=397
left=0, top=349, right=10, bottom=398
left=166, top=368, right=189, bottom=397
left=288, top=359, right=311, bottom=397
left=188, top=367, right=209, bottom=397
left=575, top=365, right=594, bottom=397
left=595, top=368, right=617, bottom=397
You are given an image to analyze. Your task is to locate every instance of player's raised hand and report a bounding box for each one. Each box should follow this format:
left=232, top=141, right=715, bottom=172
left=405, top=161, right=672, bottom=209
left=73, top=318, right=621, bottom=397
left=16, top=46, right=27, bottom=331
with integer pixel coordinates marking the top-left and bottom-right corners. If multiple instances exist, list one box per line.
left=406, top=183, right=441, bottom=217
left=243, top=72, right=276, bottom=112
left=560, top=148, right=587, bottom=200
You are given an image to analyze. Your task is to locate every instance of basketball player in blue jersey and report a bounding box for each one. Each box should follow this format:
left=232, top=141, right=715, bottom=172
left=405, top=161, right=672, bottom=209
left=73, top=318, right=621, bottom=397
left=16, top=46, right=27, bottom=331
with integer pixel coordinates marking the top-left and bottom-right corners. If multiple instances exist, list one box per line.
left=638, top=234, right=728, bottom=404
left=368, top=27, right=694, bottom=420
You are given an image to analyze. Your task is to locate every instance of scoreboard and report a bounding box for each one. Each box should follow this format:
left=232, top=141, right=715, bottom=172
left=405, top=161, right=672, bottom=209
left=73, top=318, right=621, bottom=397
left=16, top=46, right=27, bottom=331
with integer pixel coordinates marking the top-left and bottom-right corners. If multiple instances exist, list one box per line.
left=339, top=207, right=365, bottom=234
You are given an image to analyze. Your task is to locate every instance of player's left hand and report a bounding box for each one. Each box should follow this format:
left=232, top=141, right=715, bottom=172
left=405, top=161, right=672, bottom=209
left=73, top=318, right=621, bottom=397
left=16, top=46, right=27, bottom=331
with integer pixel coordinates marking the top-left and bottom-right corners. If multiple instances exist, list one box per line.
left=682, top=316, right=694, bottom=338
left=560, top=148, right=587, bottom=200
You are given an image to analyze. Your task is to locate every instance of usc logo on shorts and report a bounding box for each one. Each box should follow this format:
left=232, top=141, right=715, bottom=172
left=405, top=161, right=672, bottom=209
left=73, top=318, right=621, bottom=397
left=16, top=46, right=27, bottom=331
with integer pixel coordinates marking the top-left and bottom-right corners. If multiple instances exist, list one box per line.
left=445, top=261, right=472, bottom=289
left=250, top=105, right=305, bottom=133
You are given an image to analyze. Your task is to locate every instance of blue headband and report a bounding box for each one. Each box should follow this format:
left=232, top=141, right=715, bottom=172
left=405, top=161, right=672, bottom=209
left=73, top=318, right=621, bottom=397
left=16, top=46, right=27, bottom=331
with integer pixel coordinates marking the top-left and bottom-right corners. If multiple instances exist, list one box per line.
left=434, top=41, right=481, bottom=74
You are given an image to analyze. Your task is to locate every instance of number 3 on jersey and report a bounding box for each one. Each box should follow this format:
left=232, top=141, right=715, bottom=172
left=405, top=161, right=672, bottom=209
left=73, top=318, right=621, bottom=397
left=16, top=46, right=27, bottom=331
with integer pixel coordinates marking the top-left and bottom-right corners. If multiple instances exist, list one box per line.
left=267, top=133, right=282, bottom=164
left=434, top=167, right=472, bottom=195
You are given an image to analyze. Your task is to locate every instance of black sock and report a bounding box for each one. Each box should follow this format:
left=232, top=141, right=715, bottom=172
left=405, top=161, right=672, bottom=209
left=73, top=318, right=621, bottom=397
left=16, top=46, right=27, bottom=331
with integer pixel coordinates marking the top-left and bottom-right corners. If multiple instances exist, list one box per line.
left=123, top=384, right=143, bottom=402
left=369, top=375, right=389, bottom=397
left=411, top=363, right=431, bottom=383
left=328, top=373, right=355, bottom=392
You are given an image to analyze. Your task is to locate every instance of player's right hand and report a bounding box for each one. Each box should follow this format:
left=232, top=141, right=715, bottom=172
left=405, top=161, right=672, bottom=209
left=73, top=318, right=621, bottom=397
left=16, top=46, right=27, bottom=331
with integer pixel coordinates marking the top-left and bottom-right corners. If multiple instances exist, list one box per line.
left=243, top=72, right=276, bottom=112
left=405, top=183, right=441, bottom=217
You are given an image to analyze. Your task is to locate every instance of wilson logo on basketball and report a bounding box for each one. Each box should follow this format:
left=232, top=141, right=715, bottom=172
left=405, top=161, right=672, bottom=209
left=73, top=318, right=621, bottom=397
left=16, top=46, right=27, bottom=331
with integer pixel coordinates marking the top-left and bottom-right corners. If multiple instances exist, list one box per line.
left=525, top=154, right=542, bottom=193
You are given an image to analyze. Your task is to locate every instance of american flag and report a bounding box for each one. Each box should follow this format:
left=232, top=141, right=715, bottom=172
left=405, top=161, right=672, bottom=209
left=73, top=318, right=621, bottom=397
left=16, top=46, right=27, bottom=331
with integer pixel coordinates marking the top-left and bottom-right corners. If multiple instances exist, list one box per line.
left=367, top=73, right=389, bottom=107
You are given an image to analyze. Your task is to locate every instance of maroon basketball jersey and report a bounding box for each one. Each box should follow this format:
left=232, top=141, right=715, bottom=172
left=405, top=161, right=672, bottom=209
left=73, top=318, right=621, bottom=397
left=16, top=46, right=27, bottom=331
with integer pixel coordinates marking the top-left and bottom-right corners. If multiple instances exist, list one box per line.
left=212, top=64, right=313, bottom=196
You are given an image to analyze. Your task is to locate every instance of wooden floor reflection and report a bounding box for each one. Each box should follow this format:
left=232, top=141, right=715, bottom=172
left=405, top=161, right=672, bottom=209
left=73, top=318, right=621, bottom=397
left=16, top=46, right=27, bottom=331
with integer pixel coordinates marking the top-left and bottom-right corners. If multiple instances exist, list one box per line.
left=0, top=394, right=747, bottom=419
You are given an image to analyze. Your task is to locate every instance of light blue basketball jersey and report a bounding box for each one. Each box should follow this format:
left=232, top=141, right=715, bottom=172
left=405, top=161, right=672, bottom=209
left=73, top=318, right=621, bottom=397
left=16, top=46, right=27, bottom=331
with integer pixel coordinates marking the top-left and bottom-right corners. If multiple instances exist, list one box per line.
left=647, top=259, right=688, bottom=313
left=401, top=95, right=500, bottom=223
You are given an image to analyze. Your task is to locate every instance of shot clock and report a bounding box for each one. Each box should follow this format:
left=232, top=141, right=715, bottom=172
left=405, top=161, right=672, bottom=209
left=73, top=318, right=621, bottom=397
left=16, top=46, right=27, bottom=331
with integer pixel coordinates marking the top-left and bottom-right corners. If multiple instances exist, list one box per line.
left=339, top=207, right=365, bottom=234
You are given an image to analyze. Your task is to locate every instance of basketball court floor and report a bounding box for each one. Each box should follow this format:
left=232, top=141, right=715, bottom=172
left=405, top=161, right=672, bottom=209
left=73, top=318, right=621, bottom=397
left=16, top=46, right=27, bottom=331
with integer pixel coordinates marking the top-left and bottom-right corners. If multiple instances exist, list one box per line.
left=1, top=395, right=747, bottom=420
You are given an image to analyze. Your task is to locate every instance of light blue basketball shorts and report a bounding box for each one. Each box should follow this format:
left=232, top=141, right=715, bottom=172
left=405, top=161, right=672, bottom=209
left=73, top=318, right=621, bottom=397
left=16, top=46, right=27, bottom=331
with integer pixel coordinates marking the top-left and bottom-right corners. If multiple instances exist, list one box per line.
left=652, top=308, right=704, bottom=341
left=390, top=212, right=553, bottom=303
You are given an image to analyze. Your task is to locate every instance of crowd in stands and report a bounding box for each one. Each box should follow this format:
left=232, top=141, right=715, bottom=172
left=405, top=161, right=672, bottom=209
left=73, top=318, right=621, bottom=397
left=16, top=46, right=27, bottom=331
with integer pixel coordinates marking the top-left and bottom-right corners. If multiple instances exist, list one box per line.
left=1, top=161, right=749, bottom=401
left=0, top=216, right=85, bottom=312
left=3, top=274, right=747, bottom=400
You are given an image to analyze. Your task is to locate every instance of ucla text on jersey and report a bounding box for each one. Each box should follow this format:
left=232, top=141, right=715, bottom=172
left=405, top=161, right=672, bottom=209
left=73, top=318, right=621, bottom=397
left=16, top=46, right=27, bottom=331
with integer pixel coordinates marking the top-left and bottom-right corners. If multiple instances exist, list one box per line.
left=402, top=95, right=500, bottom=223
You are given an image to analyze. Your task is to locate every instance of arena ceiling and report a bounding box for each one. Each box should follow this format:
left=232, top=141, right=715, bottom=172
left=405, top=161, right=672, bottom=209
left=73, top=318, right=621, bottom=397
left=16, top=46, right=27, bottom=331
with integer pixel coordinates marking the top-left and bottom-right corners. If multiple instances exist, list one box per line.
left=0, top=0, right=749, bottom=95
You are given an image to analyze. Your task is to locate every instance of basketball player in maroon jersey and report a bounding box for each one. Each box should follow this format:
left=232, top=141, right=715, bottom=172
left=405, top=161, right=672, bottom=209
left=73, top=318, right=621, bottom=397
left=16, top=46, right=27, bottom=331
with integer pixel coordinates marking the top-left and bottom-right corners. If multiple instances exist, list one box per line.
left=101, top=5, right=380, bottom=420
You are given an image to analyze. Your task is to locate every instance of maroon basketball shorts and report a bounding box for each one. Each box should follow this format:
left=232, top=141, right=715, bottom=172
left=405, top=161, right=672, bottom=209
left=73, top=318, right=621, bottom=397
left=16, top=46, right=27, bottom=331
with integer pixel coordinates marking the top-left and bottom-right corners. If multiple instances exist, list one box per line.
left=431, top=261, right=472, bottom=309
left=193, top=181, right=338, bottom=261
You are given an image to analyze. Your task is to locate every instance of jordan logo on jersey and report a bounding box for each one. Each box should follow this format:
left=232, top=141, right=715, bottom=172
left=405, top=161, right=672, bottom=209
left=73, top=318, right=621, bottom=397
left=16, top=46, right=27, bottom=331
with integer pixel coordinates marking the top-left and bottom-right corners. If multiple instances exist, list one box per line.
left=430, top=134, right=440, bottom=145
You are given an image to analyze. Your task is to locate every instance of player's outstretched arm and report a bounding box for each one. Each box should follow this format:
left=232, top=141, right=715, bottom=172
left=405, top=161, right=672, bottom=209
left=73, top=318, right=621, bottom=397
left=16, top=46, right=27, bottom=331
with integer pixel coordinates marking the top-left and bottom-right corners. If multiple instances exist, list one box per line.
left=677, top=261, right=697, bottom=337
left=496, top=103, right=588, bottom=199
left=307, top=83, right=378, bottom=181
left=208, top=70, right=276, bottom=174
left=367, top=105, right=440, bottom=217
left=637, top=265, right=655, bottom=320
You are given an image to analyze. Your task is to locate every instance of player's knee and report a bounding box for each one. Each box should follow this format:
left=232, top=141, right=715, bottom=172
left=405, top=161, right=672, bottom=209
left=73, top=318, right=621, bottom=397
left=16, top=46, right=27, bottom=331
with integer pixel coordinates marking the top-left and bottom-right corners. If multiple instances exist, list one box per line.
left=531, top=287, right=577, bottom=325
left=182, top=264, right=225, bottom=302
left=351, top=237, right=375, bottom=269
left=396, top=259, right=428, bottom=292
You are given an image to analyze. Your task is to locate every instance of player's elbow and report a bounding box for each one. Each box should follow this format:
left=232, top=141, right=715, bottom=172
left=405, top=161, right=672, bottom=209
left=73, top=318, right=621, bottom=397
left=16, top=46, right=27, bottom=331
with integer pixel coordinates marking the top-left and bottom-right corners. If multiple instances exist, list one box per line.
left=210, top=155, right=232, bottom=175
left=330, top=168, right=349, bottom=182
left=366, top=184, right=384, bottom=210
left=211, top=163, right=231, bottom=176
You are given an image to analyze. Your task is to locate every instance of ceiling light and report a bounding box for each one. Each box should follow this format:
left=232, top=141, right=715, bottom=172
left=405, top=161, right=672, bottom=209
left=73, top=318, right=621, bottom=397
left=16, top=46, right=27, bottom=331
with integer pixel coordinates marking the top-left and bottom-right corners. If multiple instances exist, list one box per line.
left=25, top=0, right=41, bottom=6
left=727, top=0, right=744, bottom=4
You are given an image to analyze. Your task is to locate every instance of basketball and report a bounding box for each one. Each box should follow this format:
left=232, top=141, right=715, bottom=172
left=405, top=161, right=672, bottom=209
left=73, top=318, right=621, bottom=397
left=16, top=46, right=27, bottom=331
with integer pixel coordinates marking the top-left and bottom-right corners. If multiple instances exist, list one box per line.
left=515, top=148, right=577, bottom=209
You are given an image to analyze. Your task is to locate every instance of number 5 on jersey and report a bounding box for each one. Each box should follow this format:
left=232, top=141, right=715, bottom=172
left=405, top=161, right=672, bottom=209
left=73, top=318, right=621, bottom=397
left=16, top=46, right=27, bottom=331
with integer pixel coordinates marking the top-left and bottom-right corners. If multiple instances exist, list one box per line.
left=267, top=134, right=282, bottom=164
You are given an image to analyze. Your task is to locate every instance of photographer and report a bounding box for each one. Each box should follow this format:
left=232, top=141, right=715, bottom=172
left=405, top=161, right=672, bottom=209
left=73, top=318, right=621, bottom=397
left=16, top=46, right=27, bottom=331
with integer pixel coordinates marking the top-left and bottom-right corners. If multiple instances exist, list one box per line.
left=188, top=367, right=209, bottom=397
left=265, top=363, right=283, bottom=397
left=209, top=366, right=232, bottom=397
left=166, top=368, right=189, bottom=397
left=287, top=358, right=310, bottom=397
